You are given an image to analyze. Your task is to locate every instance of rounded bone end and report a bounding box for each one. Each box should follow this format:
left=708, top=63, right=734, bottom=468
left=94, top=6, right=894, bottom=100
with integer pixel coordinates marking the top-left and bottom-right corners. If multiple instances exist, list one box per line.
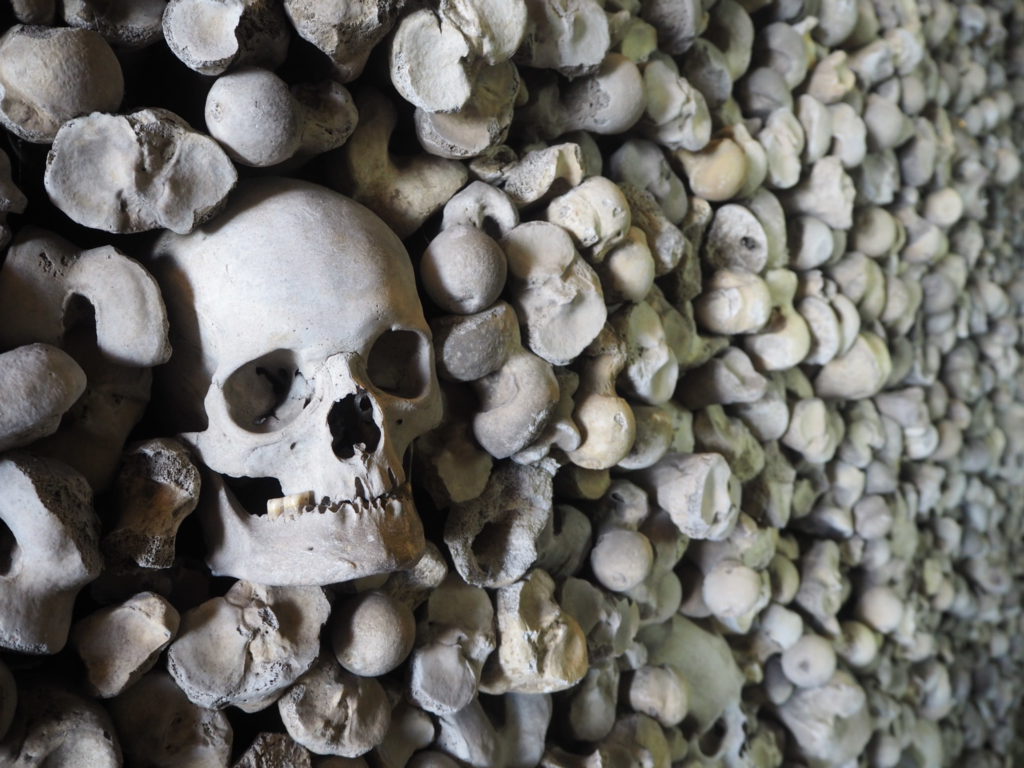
left=331, top=590, right=416, bottom=678
left=702, top=559, right=761, bottom=619
left=205, top=68, right=302, bottom=167
left=421, top=225, right=507, bottom=315
left=590, top=529, right=654, bottom=592
left=780, top=634, right=837, bottom=688
left=855, top=586, right=904, bottom=634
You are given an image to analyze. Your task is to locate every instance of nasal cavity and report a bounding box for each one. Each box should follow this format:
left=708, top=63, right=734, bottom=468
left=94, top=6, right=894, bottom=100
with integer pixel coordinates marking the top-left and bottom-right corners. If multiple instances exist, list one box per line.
left=327, top=391, right=381, bottom=459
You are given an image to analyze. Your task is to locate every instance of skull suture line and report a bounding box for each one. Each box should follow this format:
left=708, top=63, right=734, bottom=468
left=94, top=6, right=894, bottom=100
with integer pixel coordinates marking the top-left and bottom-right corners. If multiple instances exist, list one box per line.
left=151, top=179, right=442, bottom=586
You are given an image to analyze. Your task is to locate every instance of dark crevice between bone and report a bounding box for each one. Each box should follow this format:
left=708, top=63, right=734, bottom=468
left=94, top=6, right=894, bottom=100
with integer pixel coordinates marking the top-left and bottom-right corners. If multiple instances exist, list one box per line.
left=328, top=390, right=381, bottom=459
left=222, top=475, right=285, bottom=517
left=0, top=518, right=16, bottom=576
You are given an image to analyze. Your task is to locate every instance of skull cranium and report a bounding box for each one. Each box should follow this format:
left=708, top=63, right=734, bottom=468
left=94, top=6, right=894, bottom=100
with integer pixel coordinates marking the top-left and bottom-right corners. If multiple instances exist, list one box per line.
left=151, top=178, right=442, bottom=586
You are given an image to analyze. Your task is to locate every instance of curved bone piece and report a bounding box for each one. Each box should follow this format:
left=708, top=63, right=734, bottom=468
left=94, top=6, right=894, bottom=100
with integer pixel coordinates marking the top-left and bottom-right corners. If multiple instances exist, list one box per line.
left=45, top=108, right=237, bottom=235
left=278, top=657, right=391, bottom=758
left=166, top=581, right=330, bottom=712
left=0, top=228, right=171, bottom=368
left=0, top=681, right=121, bottom=767
left=108, top=671, right=233, bottom=768
left=0, top=344, right=86, bottom=453
left=329, top=88, right=468, bottom=238
left=163, top=0, right=289, bottom=75
left=0, top=454, right=101, bottom=654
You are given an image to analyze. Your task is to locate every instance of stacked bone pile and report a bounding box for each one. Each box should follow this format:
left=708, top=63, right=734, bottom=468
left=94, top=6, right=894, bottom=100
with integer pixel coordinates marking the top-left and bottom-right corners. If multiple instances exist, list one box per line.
left=1, top=0, right=1024, bottom=766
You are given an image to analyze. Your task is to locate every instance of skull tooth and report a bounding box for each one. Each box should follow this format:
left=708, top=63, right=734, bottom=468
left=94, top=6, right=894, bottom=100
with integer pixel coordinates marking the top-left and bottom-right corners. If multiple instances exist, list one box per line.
left=353, top=476, right=367, bottom=501
left=266, top=491, right=314, bottom=519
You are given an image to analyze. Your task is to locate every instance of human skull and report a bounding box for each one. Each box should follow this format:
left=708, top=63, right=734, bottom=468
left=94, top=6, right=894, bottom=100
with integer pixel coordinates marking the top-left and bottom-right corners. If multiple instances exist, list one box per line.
left=151, top=178, right=442, bottom=586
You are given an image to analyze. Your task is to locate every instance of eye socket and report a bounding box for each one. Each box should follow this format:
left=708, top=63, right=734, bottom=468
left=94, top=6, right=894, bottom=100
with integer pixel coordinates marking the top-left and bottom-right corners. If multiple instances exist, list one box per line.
left=222, top=349, right=311, bottom=432
left=366, top=329, right=431, bottom=399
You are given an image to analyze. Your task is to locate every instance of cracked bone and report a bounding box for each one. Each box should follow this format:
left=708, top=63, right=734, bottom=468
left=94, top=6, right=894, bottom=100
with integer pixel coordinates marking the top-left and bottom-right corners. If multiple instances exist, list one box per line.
left=0, top=344, right=86, bottom=453
left=331, top=589, right=415, bottom=678
left=166, top=581, right=330, bottom=712
left=0, top=25, right=123, bottom=143
left=102, top=438, right=200, bottom=569
left=235, top=733, right=311, bottom=768
left=679, top=347, right=768, bottom=409
left=278, top=656, right=391, bottom=758
left=481, top=569, right=589, bottom=695
left=46, top=108, right=237, bottom=234
left=635, top=452, right=740, bottom=540
left=610, top=301, right=679, bottom=406
left=408, top=573, right=496, bottom=715
left=283, top=0, right=403, bottom=82
left=71, top=592, right=179, bottom=698
left=759, top=107, right=806, bottom=189
left=502, top=221, right=607, bottom=366
left=0, top=454, right=101, bottom=654
left=639, top=57, right=712, bottom=152
left=776, top=671, right=871, bottom=767
left=205, top=69, right=358, bottom=167
left=545, top=177, right=631, bottom=263
left=519, top=0, right=609, bottom=77
left=163, top=0, right=288, bottom=75
left=617, top=183, right=689, bottom=277
left=782, top=155, right=856, bottom=230
left=0, top=681, right=121, bottom=767
left=470, top=143, right=586, bottom=209
left=693, top=268, right=772, bottom=336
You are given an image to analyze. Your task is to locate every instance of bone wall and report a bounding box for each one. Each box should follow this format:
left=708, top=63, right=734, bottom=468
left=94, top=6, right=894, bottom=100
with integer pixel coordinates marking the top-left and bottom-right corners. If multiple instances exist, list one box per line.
left=0, top=0, right=1022, bottom=766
